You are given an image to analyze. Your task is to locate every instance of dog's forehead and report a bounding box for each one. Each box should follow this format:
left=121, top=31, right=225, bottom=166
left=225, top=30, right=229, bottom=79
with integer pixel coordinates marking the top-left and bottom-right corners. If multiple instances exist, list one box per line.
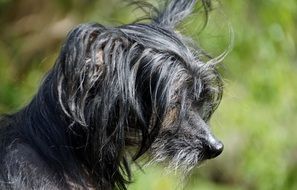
left=67, top=23, right=207, bottom=77
left=69, top=23, right=212, bottom=89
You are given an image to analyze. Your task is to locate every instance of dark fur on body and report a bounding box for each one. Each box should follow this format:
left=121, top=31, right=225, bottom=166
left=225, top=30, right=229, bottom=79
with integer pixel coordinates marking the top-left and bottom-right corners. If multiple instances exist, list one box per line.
left=0, top=0, right=224, bottom=189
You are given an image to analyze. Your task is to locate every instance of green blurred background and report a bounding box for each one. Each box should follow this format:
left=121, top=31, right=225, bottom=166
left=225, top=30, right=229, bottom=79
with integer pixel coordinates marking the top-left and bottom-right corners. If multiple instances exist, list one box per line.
left=0, top=0, right=296, bottom=189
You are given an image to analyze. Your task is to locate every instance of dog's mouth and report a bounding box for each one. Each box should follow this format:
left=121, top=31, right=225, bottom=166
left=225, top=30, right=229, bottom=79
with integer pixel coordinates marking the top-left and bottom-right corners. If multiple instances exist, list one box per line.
left=148, top=133, right=223, bottom=173
left=149, top=139, right=204, bottom=173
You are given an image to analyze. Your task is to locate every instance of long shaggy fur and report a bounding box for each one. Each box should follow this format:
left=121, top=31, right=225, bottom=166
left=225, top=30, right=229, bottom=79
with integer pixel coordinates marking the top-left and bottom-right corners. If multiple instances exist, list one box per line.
left=0, top=0, right=224, bottom=189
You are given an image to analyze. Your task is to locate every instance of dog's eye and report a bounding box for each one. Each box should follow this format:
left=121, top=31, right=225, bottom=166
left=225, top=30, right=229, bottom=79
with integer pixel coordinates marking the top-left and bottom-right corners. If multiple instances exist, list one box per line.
left=191, top=98, right=211, bottom=120
left=191, top=99, right=203, bottom=111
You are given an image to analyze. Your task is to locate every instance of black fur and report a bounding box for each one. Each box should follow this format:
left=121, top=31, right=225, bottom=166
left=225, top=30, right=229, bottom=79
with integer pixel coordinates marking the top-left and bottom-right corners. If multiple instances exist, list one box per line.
left=0, top=0, right=224, bottom=189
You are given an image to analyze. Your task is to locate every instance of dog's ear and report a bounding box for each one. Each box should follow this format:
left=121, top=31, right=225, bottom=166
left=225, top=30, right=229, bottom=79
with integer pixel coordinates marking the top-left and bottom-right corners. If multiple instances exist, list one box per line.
left=153, top=0, right=210, bottom=28
left=56, top=24, right=108, bottom=126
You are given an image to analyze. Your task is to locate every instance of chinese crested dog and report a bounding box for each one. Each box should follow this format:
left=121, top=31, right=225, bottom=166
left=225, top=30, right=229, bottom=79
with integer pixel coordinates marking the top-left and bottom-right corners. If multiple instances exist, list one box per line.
left=0, top=0, right=224, bottom=189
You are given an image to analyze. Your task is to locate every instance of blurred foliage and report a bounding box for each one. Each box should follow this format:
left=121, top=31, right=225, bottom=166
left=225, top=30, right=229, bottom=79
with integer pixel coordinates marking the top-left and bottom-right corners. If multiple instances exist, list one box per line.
left=0, top=0, right=297, bottom=190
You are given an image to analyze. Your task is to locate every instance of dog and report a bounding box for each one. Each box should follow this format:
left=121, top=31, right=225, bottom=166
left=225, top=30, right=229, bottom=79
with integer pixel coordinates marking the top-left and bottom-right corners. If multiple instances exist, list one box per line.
left=0, top=0, right=224, bottom=189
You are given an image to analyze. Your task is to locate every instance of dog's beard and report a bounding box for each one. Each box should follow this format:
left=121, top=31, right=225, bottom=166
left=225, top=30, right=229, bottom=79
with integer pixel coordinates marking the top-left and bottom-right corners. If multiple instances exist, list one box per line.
left=149, top=130, right=205, bottom=174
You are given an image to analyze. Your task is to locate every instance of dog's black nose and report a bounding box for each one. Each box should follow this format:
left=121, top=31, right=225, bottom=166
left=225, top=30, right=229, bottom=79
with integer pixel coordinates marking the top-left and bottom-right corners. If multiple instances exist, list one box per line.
left=206, top=140, right=224, bottom=159
left=203, top=134, right=224, bottom=159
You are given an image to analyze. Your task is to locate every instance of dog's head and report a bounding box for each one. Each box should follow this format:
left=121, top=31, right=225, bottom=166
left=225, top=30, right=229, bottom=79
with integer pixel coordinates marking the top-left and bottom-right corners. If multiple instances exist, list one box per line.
left=49, top=0, right=223, bottom=187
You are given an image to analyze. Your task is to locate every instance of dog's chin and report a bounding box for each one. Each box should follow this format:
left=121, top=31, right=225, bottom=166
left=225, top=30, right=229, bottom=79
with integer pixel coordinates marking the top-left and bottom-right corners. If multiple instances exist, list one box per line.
left=148, top=154, right=206, bottom=174
left=148, top=145, right=207, bottom=174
